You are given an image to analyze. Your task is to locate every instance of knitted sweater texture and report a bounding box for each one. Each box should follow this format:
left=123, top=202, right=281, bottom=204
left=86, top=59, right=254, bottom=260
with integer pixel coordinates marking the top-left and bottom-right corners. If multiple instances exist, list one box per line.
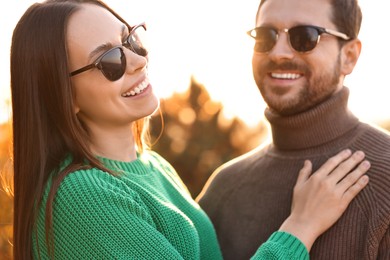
left=199, top=87, right=390, bottom=260
left=32, top=151, right=309, bottom=259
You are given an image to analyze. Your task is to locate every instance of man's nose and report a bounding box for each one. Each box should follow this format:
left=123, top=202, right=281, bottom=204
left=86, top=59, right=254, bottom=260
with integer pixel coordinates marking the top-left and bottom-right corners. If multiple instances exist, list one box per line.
left=267, top=31, right=295, bottom=60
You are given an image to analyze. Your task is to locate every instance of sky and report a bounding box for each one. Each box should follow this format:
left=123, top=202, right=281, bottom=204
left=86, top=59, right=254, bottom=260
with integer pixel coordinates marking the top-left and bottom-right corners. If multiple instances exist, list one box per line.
left=1, top=0, right=389, bottom=126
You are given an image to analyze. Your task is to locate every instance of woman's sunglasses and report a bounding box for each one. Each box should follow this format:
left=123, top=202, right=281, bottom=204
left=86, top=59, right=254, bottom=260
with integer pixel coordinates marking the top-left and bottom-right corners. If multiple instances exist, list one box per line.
left=247, top=25, right=350, bottom=53
left=70, top=23, right=148, bottom=81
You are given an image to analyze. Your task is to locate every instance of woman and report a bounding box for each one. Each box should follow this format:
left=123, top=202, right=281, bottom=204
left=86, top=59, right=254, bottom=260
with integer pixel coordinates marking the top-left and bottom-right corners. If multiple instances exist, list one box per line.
left=10, top=0, right=370, bottom=259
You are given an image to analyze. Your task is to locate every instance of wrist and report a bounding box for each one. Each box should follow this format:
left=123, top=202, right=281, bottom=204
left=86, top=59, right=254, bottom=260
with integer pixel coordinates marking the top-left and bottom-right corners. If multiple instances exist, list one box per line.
left=278, top=216, right=320, bottom=252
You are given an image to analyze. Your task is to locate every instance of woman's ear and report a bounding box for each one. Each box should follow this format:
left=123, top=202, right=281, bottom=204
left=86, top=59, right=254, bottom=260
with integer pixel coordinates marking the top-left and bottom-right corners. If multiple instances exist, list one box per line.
left=340, top=39, right=362, bottom=76
left=74, top=101, right=80, bottom=114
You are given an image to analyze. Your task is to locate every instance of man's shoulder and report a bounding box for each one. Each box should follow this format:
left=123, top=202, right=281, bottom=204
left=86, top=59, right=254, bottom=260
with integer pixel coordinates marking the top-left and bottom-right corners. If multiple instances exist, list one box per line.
left=357, top=122, right=390, bottom=153
left=360, top=122, right=390, bottom=139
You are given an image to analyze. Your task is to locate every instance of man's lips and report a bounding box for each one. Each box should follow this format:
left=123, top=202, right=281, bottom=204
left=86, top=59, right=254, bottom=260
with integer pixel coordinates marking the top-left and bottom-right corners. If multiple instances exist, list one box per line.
left=270, top=72, right=302, bottom=80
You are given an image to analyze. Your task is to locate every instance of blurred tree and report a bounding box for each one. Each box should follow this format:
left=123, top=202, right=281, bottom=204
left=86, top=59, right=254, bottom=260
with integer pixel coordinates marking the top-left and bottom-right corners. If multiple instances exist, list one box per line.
left=0, top=121, right=13, bottom=260
left=149, top=77, right=268, bottom=198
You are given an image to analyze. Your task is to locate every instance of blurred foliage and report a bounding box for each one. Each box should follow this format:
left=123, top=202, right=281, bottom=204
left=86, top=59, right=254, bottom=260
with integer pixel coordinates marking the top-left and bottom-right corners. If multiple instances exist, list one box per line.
left=0, top=121, right=13, bottom=260
left=149, top=77, right=268, bottom=198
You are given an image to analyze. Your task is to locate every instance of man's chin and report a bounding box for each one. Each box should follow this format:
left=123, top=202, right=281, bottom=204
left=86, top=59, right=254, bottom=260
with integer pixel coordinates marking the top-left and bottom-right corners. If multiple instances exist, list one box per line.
left=265, top=98, right=309, bottom=116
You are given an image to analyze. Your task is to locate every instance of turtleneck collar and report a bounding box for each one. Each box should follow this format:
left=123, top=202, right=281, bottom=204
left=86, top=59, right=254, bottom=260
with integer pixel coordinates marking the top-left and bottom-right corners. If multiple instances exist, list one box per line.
left=265, top=87, right=359, bottom=150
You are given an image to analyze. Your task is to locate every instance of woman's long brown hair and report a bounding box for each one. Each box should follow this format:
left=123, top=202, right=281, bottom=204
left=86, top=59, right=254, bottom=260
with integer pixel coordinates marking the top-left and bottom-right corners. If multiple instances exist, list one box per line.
left=10, top=0, right=148, bottom=258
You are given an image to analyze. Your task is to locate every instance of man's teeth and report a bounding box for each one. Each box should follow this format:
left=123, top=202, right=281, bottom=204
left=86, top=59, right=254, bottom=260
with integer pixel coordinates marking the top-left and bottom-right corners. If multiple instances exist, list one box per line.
left=121, top=80, right=148, bottom=97
left=271, top=73, right=301, bottom=79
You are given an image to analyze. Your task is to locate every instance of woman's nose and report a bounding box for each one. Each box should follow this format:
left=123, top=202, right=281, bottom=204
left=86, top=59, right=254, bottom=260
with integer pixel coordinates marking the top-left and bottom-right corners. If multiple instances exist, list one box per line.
left=124, top=48, right=147, bottom=74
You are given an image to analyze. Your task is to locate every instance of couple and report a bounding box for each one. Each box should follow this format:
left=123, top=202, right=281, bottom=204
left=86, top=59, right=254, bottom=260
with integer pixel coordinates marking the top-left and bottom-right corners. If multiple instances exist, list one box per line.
left=10, top=0, right=390, bottom=259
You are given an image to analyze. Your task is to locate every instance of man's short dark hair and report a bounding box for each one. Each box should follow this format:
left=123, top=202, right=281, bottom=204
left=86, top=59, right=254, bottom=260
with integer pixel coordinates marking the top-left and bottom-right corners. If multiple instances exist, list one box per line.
left=256, top=0, right=362, bottom=39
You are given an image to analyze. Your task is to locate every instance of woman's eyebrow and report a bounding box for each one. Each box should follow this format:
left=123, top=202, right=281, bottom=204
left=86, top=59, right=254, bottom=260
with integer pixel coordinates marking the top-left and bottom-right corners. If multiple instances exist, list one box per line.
left=88, top=42, right=113, bottom=61
left=87, top=25, right=128, bottom=61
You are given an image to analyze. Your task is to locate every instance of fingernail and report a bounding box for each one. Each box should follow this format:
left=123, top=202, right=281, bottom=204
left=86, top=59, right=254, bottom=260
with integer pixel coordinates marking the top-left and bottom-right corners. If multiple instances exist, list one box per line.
left=362, top=161, right=371, bottom=169
left=344, top=149, right=352, bottom=155
left=354, top=151, right=365, bottom=159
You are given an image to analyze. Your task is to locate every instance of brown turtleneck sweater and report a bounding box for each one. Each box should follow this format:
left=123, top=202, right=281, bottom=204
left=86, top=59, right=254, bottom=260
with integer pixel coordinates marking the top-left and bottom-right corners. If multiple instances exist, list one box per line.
left=198, top=87, right=390, bottom=260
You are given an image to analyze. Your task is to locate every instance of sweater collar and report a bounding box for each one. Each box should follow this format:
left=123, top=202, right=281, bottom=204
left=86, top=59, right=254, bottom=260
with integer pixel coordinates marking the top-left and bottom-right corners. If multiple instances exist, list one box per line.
left=265, top=87, right=359, bottom=150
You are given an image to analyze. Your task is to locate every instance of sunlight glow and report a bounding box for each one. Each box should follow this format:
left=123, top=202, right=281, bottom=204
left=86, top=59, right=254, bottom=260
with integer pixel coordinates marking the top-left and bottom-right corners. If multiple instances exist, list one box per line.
left=0, top=100, right=11, bottom=124
left=0, top=0, right=389, bottom=126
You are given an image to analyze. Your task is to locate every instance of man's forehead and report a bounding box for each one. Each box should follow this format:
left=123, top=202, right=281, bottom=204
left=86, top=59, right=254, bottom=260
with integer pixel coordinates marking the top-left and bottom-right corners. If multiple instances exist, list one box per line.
left=256, top=0, right=332, bottom=27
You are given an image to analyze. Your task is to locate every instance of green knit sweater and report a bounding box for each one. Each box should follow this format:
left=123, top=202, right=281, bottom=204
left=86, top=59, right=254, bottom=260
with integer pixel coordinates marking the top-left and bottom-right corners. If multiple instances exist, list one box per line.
left=32, top=151, right=308, bottom=259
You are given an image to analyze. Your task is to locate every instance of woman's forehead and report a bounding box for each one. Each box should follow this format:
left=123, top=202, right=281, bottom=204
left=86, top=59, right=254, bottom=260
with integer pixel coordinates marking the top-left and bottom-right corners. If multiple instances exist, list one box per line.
left=67, top=4, right=126, bottom=47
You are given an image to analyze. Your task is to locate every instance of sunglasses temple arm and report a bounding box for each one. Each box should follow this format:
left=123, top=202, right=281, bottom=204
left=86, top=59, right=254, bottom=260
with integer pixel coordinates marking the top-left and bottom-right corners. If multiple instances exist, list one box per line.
left=324, top=28, right=350, bottom=40
left=70, top=63, right=96, bottom=77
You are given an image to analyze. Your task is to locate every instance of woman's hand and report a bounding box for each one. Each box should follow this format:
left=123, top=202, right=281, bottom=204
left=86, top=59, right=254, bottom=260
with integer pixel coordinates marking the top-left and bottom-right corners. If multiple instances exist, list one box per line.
left=279, top=149, right=370, bottom=251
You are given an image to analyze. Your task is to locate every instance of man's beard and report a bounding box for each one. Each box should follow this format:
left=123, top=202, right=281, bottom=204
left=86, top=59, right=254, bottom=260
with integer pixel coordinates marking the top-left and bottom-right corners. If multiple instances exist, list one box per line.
left=257, top=57, right=341, bottom=116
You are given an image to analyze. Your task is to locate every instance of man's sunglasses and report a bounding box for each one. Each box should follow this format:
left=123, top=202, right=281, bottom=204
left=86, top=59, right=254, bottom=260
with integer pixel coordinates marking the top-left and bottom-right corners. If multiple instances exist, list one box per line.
left=70, top=23, right=148, bottom=81
left=247, top=25, right=350, bottom=53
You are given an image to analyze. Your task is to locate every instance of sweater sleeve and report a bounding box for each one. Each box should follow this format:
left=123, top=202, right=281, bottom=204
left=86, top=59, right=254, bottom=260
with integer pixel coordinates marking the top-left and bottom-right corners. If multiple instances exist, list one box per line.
left=34, top=170, right=189, bottom=259
left=251, top=231, right=309, bottom=260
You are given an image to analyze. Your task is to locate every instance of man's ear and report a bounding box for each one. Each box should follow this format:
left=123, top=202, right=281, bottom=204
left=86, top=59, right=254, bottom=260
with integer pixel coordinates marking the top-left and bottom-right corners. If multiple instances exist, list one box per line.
left=340, top=39, right=361, bottom=76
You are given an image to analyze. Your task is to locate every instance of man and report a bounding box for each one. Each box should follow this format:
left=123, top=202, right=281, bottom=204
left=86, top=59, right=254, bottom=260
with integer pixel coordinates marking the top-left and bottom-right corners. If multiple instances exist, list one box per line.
left=197, top=0, right=390, bottom=259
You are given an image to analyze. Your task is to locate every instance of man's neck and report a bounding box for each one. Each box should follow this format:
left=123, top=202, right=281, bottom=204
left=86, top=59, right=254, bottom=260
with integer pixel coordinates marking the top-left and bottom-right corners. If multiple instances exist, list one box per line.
left=265, top=87, right=359, bottom=150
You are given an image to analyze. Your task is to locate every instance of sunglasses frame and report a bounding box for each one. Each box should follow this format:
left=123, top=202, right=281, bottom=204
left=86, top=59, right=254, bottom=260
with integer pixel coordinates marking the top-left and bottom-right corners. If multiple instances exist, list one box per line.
left=70, top=23, right=147, bottom=81
left=247, top=25, right=350, bottom=53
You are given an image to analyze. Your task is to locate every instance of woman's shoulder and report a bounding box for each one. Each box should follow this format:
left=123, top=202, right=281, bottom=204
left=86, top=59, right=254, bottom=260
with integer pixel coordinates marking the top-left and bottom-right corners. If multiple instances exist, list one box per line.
left=141, top=150, right=191, bottom=194
left=140, top=150, right=179, bottom=177
left=58, top=166, right=138, bottom=199
left=47, top=166, right=153, bottom=225
left=142, top=149, right=170, bottom=165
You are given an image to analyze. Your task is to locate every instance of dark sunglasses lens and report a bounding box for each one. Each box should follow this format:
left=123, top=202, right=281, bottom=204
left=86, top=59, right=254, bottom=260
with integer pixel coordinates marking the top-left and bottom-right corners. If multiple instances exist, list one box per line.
left=100, top=48, right=126, bottom=81
left=251, top=27, right=277, bottom=53
left=128, top=25, right=148, bottom=56
left=289, top=26, right=319, bottom=52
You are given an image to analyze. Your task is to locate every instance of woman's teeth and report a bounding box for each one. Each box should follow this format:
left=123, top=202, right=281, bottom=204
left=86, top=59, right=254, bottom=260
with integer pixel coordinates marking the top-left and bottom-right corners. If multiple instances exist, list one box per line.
left=121, top=79, right=149, bottom=97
